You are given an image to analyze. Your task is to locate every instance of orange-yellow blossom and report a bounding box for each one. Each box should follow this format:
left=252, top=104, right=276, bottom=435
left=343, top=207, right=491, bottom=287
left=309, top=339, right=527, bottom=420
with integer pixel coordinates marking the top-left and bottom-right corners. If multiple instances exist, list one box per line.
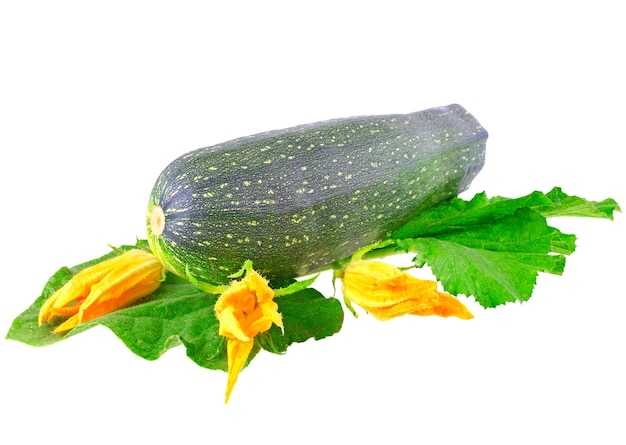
left=38, top=249, right=164, bottom=333
left=341, top=260, right=473, bottom=321
left=214, top=267, right=283, bottom=404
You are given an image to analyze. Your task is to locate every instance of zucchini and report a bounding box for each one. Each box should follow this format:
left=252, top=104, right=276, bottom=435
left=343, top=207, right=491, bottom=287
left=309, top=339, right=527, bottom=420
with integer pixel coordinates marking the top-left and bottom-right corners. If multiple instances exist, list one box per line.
left=147, top=104, right=488, bottom=285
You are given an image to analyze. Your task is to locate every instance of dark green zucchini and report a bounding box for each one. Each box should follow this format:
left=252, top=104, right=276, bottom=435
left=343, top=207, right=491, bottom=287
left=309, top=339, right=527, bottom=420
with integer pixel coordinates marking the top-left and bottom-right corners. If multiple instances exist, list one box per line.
left=147, top=104, right=488, bottom=285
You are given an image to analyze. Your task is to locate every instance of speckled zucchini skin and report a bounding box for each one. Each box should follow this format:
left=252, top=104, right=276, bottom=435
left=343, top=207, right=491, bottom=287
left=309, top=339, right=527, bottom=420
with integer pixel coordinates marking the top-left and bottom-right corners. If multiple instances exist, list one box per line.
left=147, top=104, right=488, bottom=285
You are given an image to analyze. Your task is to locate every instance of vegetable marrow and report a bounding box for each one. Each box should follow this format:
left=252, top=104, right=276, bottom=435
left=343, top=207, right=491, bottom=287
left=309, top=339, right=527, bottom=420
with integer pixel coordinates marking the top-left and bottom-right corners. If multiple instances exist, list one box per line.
left=147, top=104, right=488, bottom=285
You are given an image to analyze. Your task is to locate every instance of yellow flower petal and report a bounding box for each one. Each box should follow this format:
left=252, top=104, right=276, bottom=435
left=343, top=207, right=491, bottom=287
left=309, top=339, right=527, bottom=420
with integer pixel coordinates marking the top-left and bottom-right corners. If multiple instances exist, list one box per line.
left=53, top=313, right=81, bottom=333
left=218, top=306, right=252, bottom=342
left=224, top=339, right=254, bottom=404
left=341, top=260, right=473, bottom=321
left=39, top=249, right=164, bottom=333
left=214, top=266, right=282, bottom=403
left=77, top=253, right=163, bottom=323
left=342, top=260, right=438, bottom=308
left=39, top=254, right=131, bottom=325
left=358, top=293, right=438, bottom=321
left=79, top=279, right=162, bottom=325
left=412, top=291, right=474, bottom=320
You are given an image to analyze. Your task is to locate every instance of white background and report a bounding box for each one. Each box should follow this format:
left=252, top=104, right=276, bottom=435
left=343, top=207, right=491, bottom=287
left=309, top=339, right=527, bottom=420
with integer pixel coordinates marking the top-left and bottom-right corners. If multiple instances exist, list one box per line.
left=1, top=1, right=624, bottom=444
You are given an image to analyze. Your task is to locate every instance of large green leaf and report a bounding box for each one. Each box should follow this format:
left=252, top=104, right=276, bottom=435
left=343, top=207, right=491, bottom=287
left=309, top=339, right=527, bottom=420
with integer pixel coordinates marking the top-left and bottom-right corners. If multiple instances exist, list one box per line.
left=391, top=190, right=554, bottom=239
left=392, top=187, right=620, bottom=240
left=536, top=187, right=621, bottom=218
left=407, top=238, right=565, bottom=308
left=389, top=189, right=619, bottom=308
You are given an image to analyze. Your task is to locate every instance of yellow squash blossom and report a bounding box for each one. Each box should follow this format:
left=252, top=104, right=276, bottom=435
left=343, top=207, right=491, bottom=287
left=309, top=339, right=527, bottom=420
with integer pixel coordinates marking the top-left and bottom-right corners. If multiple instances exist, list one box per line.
left=341, top=259, right=473, bottom=321
left=38, top=249, right=164, bottom=333
left=214, top=266, right=283, bottom=404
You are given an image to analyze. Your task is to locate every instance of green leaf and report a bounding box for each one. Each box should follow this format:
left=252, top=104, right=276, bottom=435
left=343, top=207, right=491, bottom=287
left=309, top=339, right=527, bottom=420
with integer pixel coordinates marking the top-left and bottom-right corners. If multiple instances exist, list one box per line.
left=430, top=208, right=573, bottom=254
left=258, top=288, right=344, bottom=354
left=392, top=188, right=620, bottom=241
left=389, top=188, right=618, bottom=308
left=5, top=266, right=78, bottom=347
left=395, top=208, right=571, bottom=307
left=391, top=190, right=554, bottom=239
left=535, top=186, right=621, bottom=219
left=407, top=238, right=565, bottom=308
